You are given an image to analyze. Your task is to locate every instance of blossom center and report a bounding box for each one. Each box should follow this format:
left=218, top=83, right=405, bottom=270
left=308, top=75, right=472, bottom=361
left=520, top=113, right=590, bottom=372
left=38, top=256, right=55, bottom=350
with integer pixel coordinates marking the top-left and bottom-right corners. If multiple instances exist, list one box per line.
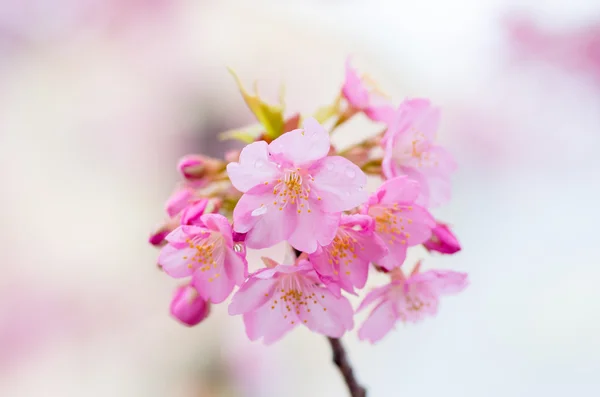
left=184, top=232, right=224, bottom=282
left=328, top=230, right=360, bottom=276
left=371, top=204, right=413, bottom=245
left=265, top=275, right=328, bottom=325
left=271, top=169, right=313, bottom=214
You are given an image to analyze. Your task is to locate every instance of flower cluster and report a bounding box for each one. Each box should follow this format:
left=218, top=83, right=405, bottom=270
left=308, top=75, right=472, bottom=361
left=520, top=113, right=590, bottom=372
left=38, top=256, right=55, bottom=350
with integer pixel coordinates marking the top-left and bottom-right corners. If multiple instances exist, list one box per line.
left=149, top=60, right=467, bottom=343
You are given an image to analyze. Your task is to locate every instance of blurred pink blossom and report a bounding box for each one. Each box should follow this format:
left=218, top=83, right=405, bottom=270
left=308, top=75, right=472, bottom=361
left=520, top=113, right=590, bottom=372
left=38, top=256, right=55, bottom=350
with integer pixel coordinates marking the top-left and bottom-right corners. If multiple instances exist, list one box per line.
left=506, top=16, right=600, bottom=83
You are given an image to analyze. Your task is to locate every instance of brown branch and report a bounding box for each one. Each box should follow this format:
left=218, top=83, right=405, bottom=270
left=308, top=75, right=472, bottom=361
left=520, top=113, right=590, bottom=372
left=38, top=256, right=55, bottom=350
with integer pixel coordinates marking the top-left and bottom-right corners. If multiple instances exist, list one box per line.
left=327, top=337, right=367, bottom=397
left=292, top=248, right=367, bottom=397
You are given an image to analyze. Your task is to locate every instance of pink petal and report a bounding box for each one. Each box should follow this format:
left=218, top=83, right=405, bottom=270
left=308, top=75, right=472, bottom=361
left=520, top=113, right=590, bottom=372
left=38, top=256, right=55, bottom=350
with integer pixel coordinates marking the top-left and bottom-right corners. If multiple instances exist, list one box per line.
left=405, top=99, right=440, bottom=141
left=395, top=292, right=438, bottom=323
left=352, top=229, right=388, bottom=264
left=164, top=226, right=189, bottom=244
left=158, top=244, right=196, bottom=278
left=402, top=206, right=436, bottom=245
left=224, top=247, right=248, bottom=286
left=192, top=253, right=235, bottom=304
left=201, top=213, right=234, bottom=247
left=358, top=300, right=397, bottom=343
left=376, top=240, right=408, bottom=270
left=375, top=176, right=421, bottom=206
left=338, top=254, right=370, bottom=291
left=421, top=147, right=456, bottom=206
left=287, top=209, right=339, bottom=253
left=227, top=141, right=279, bottom=192
left=400, top=167, right=431, bottom=207
left=164, top=225, right=208, bottom=247
left=242, top=301, right=296, bottom=344
left=309, top=246, right=332, bottom=276
left=268, top=117, right=330, bottom=166
left=180, top=199, right=209, bottom=225
left=357, top=284, right=392, bottom=312
left=340, top=213, right=373, bottom=230
left=413, top=270, right=468, bottom=295
left=229, top=277, right=278, bottom=315
left=233, top=192, right=297, bottom=249
left=342, top=59, right=370, bottom=109
left=298, top=287, right=354, bottom=338
left=425, top=175, right=452, bottom=208
left=165, top=188, right=194, bottom=217
left=311, top=156, right=368, bottom=212
left=365, top=104, right=395, bottom=122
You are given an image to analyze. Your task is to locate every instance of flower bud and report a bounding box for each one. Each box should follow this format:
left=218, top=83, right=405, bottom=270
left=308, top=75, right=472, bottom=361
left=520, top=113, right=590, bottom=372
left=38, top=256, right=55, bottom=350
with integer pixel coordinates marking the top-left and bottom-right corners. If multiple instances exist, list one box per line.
left=165, top=188, right=194, bottom=218
left=178, top=154, right=226, bottom=180
left=177, top=155, right=205, bottom=180
left=170, top=284, right=210, bottom=326
left=423, top=222, right=461, bottom=254
left=180, top=199, right=209, bottom=225
left=148, top=228, right=170, bottom=247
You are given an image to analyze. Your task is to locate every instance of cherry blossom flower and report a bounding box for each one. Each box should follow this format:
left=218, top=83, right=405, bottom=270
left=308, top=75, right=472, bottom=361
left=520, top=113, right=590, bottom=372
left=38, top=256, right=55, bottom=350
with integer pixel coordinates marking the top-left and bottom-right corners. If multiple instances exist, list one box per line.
left=382, top=99, right=456, bottom=207
left=227, top=117, right=367, bottom=253
left=364, top=176, right=435, bottom=270
left=423, top=221, right=461, bottom=254
left=358, top=262, right=468, bottom=343
left=229, top=258, right=354, bottom=344
left=158, top=214, right=247, bottom=303
left=170, top=283, right=210, bottom=326
left=309, top=214, right=387, bottom=295
left=342, top=59, right=394, bottom=122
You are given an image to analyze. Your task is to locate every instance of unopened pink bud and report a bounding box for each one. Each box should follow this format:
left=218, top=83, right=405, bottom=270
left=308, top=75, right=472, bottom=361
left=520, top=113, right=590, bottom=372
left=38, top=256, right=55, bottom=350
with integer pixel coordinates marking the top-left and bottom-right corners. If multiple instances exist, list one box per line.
left=423, top=222, right=461, bottom=254
left=177, top=155, right=205, bottom=179
left=180, top=199, right=209, bottom=225
left=148, top=229, right=170, bottom=246
left=165, top=188, right=193, bottom=218
left=170, top=284, right=210, bottom=326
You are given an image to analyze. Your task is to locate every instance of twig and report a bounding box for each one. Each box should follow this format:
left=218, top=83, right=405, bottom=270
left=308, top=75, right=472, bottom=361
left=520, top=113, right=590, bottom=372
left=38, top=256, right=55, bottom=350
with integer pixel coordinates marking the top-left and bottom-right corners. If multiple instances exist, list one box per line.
left=327, top=337, right=367, bottom=397
left=292, top=248, right=367, bottom=397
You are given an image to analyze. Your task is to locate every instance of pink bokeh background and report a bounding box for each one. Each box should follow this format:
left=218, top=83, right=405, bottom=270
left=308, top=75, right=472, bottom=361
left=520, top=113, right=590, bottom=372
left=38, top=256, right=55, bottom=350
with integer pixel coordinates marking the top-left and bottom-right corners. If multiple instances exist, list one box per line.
left=1, top=1, right=599, bottom=396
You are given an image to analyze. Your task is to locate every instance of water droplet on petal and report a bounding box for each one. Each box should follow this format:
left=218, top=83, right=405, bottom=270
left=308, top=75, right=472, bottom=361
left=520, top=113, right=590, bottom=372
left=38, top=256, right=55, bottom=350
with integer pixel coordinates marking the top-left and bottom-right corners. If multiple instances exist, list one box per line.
left=345, top=167, right=356, bottom=178
left=251, top=206, right=268, bottom=216
left=233, top=243, right=243, bottom=253
left=254, top=159, right=264, bottom=168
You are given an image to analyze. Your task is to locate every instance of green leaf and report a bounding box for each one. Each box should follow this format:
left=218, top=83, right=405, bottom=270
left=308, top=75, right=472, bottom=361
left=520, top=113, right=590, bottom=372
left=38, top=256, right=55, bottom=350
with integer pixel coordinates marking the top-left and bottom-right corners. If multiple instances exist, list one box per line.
left=219, top=123, right=263, bottom=143
left=313, top=94, right=342, bottom=124
left=228, top=68, right=285, bottom=140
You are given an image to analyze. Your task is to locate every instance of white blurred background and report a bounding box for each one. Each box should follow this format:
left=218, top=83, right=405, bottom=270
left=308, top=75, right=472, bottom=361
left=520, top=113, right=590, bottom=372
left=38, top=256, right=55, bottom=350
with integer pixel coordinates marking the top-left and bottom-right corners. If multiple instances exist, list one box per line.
left=1, top=0, right=599, bottom=396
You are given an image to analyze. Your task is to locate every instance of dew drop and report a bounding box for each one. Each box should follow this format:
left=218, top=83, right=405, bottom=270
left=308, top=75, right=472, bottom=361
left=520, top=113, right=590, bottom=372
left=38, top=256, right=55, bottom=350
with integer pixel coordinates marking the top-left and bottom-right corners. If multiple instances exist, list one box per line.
left=251, top=206, right=268, bottom=216
left=233, top=243, right=243, bottom=253
left=345, top=167, right=356, bottom=178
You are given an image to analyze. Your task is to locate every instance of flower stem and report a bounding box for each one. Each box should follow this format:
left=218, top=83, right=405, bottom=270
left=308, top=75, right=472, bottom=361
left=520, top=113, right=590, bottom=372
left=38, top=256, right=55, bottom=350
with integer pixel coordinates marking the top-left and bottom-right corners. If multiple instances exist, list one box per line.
left=327, top=337, right=367, bottom=397
left=292, top=248, right=367, bottom=397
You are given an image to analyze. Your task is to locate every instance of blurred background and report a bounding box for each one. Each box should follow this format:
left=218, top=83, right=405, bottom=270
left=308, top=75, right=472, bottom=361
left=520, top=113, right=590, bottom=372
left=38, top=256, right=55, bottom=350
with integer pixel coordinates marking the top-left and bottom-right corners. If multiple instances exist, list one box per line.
left=1, top=0, right=599, bottom=396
